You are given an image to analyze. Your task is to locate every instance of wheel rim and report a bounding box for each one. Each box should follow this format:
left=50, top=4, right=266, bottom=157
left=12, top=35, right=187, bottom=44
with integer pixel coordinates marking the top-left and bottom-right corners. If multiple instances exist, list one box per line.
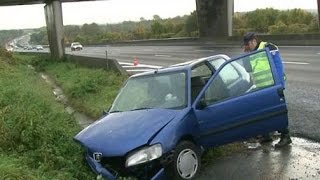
left=176, top=148, right=198, bottom=179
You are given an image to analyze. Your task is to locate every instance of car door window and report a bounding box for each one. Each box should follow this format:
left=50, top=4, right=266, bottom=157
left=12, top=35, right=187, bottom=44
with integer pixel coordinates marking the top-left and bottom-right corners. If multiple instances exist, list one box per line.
left=191, top=63, right=212, bottom=102
left=204, top=51, right=275, bottom=105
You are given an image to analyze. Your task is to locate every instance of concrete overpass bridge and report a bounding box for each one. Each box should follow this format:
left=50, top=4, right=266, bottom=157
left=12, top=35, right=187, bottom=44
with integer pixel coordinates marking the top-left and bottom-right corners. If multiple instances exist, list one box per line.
left=0, top=0, right=319, bottom=58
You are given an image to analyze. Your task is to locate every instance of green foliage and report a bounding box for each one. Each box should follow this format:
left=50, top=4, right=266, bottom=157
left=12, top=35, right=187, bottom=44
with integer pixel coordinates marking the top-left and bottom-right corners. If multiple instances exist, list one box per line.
left=151, top=20, right=165, bottom=37
left=287, top=23, right=310, bottom=33
left=30, top=30, right=48, bottom=45
left=0, top=29, right=23, bottom=47
left=16, top=54, right=126, bottom=118
left=184, top=11, right=199, bottom=36
left=45, top=62, right=127, bottom=118
left=30, top=12, right=198, bottom=45
left=0, top=154, right=39, bottom=179
left=234, top=8, right=319, bottom=35
left=245, top=8, right=280, bottom=33
left=268, top=21, right=288, bottom=34
left=201, top=143, right=245, bottom=166
left=281, top=9, right=314, bottom=25
left=0, top=54, right=95, bottom=179
left=0, top=48, right=16, bottom=64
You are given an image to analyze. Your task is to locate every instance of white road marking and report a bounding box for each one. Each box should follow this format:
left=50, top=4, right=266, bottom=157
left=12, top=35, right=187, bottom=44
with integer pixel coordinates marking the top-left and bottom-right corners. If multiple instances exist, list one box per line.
left=317, top=53, right=320, bottom=55
left=284, top=61, right=309, bottom=65
left=155, top=54, right=171, bottom=57
left=119, top=62, right=162, bottom=69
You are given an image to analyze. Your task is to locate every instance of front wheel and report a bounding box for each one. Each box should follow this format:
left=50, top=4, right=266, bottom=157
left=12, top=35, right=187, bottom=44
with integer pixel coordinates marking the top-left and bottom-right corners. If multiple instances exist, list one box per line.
left=166, top=141, right=201, bottom=180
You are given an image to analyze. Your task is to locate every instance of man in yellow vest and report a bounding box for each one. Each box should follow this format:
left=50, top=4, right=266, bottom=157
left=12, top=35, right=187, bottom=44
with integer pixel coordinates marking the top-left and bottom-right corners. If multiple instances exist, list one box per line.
left=242, top=32, right=291, bottom=148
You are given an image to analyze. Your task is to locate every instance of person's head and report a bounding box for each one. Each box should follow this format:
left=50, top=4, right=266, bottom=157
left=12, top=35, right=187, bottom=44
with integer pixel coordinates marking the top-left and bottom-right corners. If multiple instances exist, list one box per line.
left=242, top=32, right=258, bottom=52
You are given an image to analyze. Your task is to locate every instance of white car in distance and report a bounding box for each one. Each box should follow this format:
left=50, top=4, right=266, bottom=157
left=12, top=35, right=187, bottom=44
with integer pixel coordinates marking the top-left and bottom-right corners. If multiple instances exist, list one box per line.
left=70, top=42, right=83, bottom=51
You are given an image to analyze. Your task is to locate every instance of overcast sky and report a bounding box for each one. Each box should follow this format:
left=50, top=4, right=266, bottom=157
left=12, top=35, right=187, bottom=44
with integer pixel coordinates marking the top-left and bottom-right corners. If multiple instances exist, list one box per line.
left=0, top=0, right=317, bottom=30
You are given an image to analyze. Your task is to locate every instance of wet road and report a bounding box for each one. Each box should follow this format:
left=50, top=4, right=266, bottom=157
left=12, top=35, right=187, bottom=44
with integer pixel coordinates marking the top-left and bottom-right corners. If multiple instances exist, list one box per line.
left=198, top=137, right=320, bottom=180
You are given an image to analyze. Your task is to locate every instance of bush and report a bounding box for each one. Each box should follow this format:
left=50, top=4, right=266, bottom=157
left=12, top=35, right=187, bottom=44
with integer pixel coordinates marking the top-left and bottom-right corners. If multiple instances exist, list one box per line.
left=268, top=21, right=288, bottom=34
left=287, top=23, right=310, bottom=33
left=0, top=48, right=16, bottom=64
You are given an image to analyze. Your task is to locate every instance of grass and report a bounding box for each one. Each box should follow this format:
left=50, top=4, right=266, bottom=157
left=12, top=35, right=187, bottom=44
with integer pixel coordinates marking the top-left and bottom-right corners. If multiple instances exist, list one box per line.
left=0, top=50, right=95, bottom=179
left=15, top=53, right=127, bottom=119
left=201, top=143, right=246, bottom=166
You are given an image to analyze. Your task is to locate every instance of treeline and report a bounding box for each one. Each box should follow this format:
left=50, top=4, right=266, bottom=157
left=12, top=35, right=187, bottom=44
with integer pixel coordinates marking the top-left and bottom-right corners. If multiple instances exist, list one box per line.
left=29, top=8, right=319, bottom=45
left=30, top=12, right=198, bottom=45
left=233, top=8, right=319, bottom=36
left=0, top=30, right=23, bottom=46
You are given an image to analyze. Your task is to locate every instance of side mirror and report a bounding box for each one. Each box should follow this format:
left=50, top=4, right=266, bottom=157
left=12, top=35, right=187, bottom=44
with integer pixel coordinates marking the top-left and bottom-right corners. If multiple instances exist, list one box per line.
left=196, top=99, right=207, bottom=110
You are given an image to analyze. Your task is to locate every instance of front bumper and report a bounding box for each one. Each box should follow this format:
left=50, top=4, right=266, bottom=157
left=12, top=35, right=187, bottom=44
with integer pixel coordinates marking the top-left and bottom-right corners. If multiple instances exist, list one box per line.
left=85, top=153, right=165, bottom=180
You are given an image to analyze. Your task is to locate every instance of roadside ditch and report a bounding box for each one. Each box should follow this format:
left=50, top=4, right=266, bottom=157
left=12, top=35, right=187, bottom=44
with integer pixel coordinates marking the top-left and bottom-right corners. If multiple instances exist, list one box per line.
left=27, top=65, right=94, bottom=129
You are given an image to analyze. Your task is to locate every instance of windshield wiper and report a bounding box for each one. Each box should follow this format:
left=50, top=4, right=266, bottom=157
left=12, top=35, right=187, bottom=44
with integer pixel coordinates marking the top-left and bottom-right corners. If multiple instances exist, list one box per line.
left=130, top=107, right=151, bottom=111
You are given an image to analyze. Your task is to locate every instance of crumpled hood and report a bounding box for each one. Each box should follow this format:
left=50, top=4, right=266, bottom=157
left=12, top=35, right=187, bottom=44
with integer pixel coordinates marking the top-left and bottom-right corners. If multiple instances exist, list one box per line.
left=74, top=109, right=178, bottom=156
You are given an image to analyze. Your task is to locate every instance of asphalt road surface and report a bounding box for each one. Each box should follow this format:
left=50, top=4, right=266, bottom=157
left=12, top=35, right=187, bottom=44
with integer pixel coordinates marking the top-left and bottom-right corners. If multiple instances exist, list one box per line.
left=22, top=45, right=320, bottom=142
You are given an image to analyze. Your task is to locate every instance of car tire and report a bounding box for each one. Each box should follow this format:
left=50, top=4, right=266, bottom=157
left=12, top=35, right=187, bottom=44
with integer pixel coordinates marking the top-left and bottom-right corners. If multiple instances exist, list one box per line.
left=166, top=141, right=201, bottom=180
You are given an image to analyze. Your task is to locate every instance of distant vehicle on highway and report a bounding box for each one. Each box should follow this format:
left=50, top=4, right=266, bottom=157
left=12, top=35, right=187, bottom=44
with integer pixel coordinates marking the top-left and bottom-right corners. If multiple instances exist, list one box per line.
left=25, top=46, right=33, bottom=50
left=6, top=47, right=13, bottom=52
left=70, top=42, right=83, bottom=51
left=36, top=45, right=44, bottom=51
left=74, top=49, right=289, bottom=180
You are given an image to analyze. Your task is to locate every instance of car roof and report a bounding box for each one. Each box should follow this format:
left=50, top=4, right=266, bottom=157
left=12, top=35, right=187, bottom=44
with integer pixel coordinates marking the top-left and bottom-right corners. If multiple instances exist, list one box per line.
left=170, top=54, right=230, bottom=67
left=131, top=54, right=230, bottom=78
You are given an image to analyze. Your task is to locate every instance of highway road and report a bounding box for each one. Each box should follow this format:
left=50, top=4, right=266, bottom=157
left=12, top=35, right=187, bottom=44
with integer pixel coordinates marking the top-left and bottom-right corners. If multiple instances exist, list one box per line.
left=22, top=45, right=320, bottom=142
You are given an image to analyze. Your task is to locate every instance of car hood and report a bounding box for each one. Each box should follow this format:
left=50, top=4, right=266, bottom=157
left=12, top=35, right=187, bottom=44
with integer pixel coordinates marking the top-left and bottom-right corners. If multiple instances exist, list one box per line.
left=74, top=109, right=179, bottom=156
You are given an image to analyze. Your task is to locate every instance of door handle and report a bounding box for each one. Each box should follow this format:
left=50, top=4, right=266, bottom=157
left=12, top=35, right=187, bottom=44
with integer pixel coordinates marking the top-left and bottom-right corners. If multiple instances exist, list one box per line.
left=277, top=87, right=284, bottom=97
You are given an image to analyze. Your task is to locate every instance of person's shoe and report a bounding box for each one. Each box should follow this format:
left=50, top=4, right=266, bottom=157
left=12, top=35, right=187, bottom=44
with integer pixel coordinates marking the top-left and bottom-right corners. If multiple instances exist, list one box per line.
left=275, top=135, right=292, bottom=148
left=260, top=135, right=273, bottom=144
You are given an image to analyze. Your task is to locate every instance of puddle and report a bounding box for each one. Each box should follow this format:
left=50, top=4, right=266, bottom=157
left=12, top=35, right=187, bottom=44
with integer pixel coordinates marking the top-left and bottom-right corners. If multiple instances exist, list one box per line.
left=39, top=72, right=94, bottom=128
left=244, top=142, right=261, bottom=149
left=198, top=137, right=320, bottom=180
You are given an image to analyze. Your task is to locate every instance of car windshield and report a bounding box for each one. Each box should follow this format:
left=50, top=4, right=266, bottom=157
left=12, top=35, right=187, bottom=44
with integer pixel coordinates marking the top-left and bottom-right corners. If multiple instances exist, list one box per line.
left=110, top=71, right=187, bottom=112
left=72, top=42, right=80, bottom=45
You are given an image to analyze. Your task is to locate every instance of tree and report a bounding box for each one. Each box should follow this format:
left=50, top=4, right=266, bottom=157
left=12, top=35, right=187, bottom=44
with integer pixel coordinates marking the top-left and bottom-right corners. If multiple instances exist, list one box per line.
left=81, top=23, right=101, bottom=36
left=151, top=20, right=164, bottom=37
left=30, top=30, right=48, bottom=45
left=184, top=11, right=199, bottom=36
left=268, top=21, right=287, bottom=34
left=64, top=25, right=81, bottom=44
left=245, top=8, right=280, bottom=33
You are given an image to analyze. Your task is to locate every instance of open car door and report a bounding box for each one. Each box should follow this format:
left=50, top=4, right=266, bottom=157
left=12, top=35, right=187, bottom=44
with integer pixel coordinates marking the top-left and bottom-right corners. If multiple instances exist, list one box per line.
left=193, top=49, right=288, bottom=148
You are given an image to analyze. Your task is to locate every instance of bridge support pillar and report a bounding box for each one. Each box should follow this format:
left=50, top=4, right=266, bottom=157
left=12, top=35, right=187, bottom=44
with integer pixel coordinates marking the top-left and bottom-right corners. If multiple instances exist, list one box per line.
left=44, top=1, right=65, bottom=58
left=196, top=0, right=233, bottom=38
left=318, top=0, right=320, bottom=28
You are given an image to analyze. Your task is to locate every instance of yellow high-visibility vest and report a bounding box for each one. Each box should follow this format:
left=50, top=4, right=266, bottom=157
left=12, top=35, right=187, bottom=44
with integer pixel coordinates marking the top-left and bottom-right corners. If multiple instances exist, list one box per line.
left=250, top=42, right=274, bottom=88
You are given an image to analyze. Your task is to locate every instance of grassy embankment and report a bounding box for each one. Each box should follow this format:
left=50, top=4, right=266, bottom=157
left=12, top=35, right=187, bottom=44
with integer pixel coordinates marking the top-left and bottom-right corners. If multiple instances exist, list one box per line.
left=0, top=51, right=126, bottom=179
left=1, top=51, right=244, bottom=179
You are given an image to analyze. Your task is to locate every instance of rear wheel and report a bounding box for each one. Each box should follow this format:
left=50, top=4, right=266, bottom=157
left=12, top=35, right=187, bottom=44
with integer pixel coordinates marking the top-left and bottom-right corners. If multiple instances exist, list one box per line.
left=166, top=141, right=201, bottom=180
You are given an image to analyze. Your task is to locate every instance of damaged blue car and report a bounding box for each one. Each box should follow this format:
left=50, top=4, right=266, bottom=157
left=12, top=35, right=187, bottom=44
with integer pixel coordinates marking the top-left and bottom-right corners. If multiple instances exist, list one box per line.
left=74, top=48, right=288, bottom=180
